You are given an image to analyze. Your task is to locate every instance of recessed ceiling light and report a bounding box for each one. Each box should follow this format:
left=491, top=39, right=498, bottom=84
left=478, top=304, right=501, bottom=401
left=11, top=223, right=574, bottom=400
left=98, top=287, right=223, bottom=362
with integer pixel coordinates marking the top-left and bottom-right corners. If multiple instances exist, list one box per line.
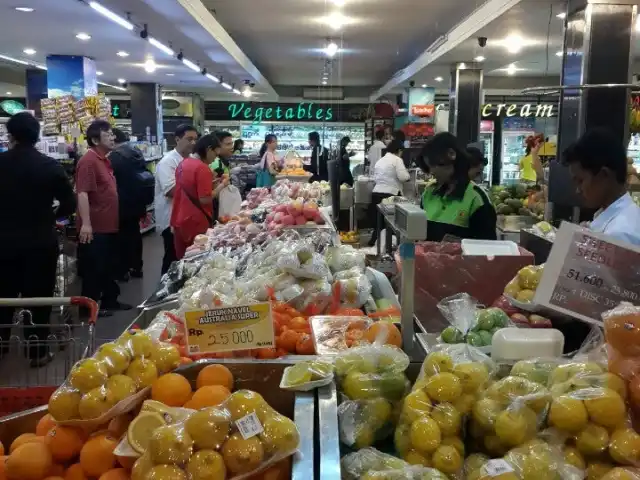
left=421, top=84, right=427, bottom=88
left=506, top=63, right=517, bottom=75
left=323, top=11, right=348, bottom=30
left=166, top=73, right=175, bottom=76
left=144, top=57, right=157, bottom=73
left=117, top=78, right=126, bottom=84
left=76, top=33, right=91, bottom=41
left=23, top=48, right=36, bottom=55
left=556, top=50, right=563, bottom=57
left=96, top=71, right=103, bottom=76
left=322, top=80, right=327, bottom=85
left=6, top=92, right=12, bottom=95
left=116, top=51, right=129, bottom=57
left=556, top=12, right=566, bottom=19
left=505, top=34, right=524, bottom=53
left=325, top=42, right=339, bottom=58
left=474, top=55, right=485, bottom=62
left=14, top=7, right=34, bottom=12
left=459, top=62, right=467, bottom=69
left=434, top=76, right=443, bottom=82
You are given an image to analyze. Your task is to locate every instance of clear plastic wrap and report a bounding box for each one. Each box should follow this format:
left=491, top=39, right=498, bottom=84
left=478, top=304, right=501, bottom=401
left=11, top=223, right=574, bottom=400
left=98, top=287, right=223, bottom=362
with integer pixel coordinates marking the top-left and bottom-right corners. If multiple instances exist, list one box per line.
left=503, top=264, right=545, bottom=309
left=326, top=244, right=366, bottom=273
left=280, top=359, right=334, bottom=391
left=277, top=244, right=332, bottom=280
left=310, top=316, right=372, bottom=354
left=334, top=267, right=372, bottom=309
left=340, top=447, right=450, bottom=480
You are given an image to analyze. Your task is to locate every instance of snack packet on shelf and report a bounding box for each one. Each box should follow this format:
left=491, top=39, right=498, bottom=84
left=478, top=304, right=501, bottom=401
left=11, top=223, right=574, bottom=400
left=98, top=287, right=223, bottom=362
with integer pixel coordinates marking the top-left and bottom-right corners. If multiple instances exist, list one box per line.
left=280, top=359, right=334, bottom=391
left=341, top=447, right=450, bottom=480
left=335, top=343, right=410, bottom=449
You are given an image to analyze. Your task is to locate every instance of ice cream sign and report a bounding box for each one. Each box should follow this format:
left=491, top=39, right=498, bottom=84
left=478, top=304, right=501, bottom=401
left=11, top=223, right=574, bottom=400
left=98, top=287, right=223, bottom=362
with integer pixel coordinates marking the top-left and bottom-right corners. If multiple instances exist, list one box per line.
left=481, top=103, right=555, bottom=118
left=228, top=102, right=333, bottom=124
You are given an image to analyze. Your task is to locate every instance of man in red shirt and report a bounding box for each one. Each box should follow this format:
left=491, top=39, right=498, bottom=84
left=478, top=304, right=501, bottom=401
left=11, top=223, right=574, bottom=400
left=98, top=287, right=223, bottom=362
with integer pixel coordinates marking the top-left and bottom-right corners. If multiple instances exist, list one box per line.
left=76, top=120, right=130, bottom=314
left=171, top=134, right=223, bottom=258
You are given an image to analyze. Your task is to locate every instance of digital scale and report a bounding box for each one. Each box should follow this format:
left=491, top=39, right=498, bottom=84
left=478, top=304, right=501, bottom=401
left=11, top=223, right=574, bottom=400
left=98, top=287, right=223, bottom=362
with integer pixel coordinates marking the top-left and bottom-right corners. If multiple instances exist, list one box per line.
left=394, top=203, right=428, bottom=241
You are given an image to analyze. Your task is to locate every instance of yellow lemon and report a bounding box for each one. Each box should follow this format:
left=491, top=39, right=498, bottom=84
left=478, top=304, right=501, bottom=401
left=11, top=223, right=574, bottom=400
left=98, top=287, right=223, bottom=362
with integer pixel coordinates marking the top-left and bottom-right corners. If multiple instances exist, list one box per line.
left=584, top=388, right=626, bottom=428
left=548, top=395, right=588, bottom=433
left=431, top=444, right=462, bottom=475
left=409, top=416, right=441, bottom=454
left=576, top=423, right=609, bottom=456
left=425, top=373, right=462, bottom=403
left=430, top=403, right=462, bottom=436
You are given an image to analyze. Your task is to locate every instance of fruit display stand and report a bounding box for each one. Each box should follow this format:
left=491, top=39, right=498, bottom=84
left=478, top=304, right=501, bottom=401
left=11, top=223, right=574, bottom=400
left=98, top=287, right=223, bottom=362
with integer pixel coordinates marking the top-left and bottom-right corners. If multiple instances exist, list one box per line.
left=276, top=174, right=313, bottom=183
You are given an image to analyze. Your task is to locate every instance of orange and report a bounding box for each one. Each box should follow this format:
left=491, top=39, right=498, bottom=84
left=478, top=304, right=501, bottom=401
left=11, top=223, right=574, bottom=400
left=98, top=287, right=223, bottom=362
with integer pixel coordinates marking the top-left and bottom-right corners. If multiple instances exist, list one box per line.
left=46, top=425, right=86, bottom=463
left=36, top=414, right=56, bottom=436
left=295, top=334, right=316, bottom=355
left=151, top=373, right=193, bottom=407
left=9, top=433, right=43, bottom=453
left=254, top=348, right=278, bottom=359
left=196, top=364, right=234, bottom=390
left=64, top=463, right=87, bottom=480
left=364, top=322, right=402, bottom=348
left=605, top=313, right=640, bottom=356
left=49, top=464, right=66, bottom=476
left=79, top=433, right=117, bottom=477
left=276, top=330, right=300, bottom=353
left=250, top=458, right=290, bottom=479
left=6, top=441, right=53, bottom=480
left=98, top=468, right=129, bottom=480
left=0, top=441, right=3, bottom=456
left=43, top=477, right=64, bottom=480
left=289, top=317, right=310, bottom=332
left=179, top=357, right=193, bottom=365
left=188, top=385, right=231, bottom=409
left=0, top=456, right=7, bottom=478
left=116, top=455, right=136, bottom=469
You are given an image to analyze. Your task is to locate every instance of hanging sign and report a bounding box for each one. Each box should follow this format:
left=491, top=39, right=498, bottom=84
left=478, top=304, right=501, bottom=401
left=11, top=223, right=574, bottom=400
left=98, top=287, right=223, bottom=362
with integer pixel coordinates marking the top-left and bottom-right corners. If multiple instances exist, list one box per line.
left=407, top=87, right=436, bottom=123
left=481, top=103, right=555, bottom=118
left=228, top=102, right=334, bottom=124
left=184, top=303, right=275, bottom=354
left=534, top=222, right=640, bottom=325
left=0, top=100, right=26, bottom=115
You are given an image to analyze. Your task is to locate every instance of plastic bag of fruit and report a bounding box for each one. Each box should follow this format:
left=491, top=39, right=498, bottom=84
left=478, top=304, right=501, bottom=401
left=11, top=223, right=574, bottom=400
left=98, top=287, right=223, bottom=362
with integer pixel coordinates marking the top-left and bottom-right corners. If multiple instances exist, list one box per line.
left=394, top=344, right=494, bottom=476
left=341, top=447, right=450, bottom=480
left=280, top=359, right=334, bottom=391
left=603, top=302, right=640, bottom=376
left=48, top=329, right=182, bottom=427
left=129, top=389, right=300, bottom=480
left=325, top=244, right=366, bottom=273
left=333, top=267, right=373, bottom=309
left=437, top=293, right=510, bottom=348
left=290, top=278, right=333, bottom=315
left=335, top=343, right=410, bottom=449
left=503, top=264, right=545, bottom=308
left=277, top=243, right=332, bottom=280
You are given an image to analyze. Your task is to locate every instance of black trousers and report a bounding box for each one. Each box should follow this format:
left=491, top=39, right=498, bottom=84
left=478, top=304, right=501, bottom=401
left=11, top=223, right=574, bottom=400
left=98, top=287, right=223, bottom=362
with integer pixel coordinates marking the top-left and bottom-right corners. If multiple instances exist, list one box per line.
left=118, top=215, right=143, bottom=275
left=79, top=233, right=120, bottom=307
left=368, top=191, right=397, bottom=246
left=0, top=244, right=58, bottom=359
left=161, top=227, right=177, bottom=275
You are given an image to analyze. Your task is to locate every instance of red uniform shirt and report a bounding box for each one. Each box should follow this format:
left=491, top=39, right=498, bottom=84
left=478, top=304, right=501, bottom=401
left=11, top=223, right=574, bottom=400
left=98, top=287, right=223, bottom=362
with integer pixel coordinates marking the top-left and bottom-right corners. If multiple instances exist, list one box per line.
left=75, top=148, right=119, bottom=233
left=170, top=157, right=213, bottom=248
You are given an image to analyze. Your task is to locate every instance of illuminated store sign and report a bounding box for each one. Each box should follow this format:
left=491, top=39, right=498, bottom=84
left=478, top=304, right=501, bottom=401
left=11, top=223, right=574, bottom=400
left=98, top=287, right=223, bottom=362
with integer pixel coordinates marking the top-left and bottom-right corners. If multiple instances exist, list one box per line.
left=481, top=103, right=555, bottom=118
left=228, top=102, right=334, bottom=123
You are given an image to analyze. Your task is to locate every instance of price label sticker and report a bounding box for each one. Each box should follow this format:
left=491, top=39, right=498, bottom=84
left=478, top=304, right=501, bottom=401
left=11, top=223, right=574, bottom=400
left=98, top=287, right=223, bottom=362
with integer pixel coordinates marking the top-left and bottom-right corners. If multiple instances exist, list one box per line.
left=236, top=412, right=263, bottom=439
left=184, top=303, right=274, bottom=354
left=534, top=222, right=640, bottom=324
left=483, top=459, right=514, bottom=477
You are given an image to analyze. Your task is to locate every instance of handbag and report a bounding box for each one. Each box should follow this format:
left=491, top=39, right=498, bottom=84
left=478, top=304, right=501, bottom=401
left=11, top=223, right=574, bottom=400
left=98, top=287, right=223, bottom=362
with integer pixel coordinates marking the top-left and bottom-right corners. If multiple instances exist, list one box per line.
left=218, top=185, right=242, bottom=218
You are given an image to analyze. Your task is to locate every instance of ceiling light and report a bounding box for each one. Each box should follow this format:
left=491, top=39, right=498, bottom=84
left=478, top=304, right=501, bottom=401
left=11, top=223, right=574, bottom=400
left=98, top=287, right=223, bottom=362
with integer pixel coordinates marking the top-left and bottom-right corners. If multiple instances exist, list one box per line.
left=149, top=37, right=174, bottom=56
left=117, top=51, right=129, bottom=57
left=557, top=12, right=566, bottom=19
left=166, top=73, right=175, bottom=76
left=232, top=88, right=241, bottom=95
left=556, top=50, right=563, bottom=57
left=6, top=92, right=12, bottom=95
left=14, top=7, right=34, bottom=12
left=117, top=78, right=126, bottom=84
left=506, top=63, right=517, bottom=75
left=23, top=48, right=36, bottom=55
left=144, top=57, right=157, bottom=73
left=88, top=1, right=134, bottom=30
left=205, top=73, right=219, bottom=83
left=474, top=55, right=485, bottom=62
left=242, top=87, right=252, bottom=98
left=76, top=33, right=91, bottom=41
left=322, top=80, right=327, bottom=85
left=325, top=42, right=339, bottom=58
left=459, top=62, right=466, bottom=69
left=332, top=0, right=345, bottom=5
left=181, top=57, right=200, bottom=72
left=505, top=34, right=524, bottom=53
left=0, top=54, right=29, bottom=65
left=221, top=82, right=232, bottom=90
left=324, top=11, right=348, bottom=30
left=98, top=81, right=126, bottom=91
left=421, top=84, right=427, bottom=88
left=435, top=76, right=443, bottom=82
left=96, top=71, right=103, bottom=75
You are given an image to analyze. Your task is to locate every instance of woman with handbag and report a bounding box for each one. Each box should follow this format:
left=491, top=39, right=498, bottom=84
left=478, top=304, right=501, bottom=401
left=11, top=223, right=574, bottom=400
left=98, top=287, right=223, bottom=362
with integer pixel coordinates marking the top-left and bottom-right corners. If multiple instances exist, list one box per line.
left=256, top=134, right=280, bottom=187
left=170, top=134, right=223, bottom=259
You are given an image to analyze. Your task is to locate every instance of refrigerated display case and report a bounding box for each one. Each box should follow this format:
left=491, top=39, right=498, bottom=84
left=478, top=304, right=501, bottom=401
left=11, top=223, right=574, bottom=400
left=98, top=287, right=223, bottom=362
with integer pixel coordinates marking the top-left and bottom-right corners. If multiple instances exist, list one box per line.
left=479, top=120, right=494, bottom=185
left=500, top=129, right=534, bottom=185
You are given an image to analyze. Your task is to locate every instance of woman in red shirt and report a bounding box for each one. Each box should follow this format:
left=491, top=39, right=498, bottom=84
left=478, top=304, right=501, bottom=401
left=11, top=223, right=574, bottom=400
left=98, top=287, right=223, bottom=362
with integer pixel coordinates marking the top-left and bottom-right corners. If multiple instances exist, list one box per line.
left=171, top=134, right=224, bottom=259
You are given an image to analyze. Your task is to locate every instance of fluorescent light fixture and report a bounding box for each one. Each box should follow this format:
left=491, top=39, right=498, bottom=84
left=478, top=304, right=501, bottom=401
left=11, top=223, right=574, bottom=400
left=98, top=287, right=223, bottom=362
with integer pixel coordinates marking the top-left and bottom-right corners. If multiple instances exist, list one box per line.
left=23, top=48, right=36, bottom=55
left=181, top=57, right=200, bottom=72
left=434, top=76, right=443, bottom=82
left=474, top=55, right=485, bottom=62
left=117, top=51, right=129, bottom=57
left=421, top=84, right=427, bottom=88
left=556, top=50, right=563, bottom=57
left=221, top=82, right=232, bottom=90
left=14, top=7, right=34, bottom=12
left=149, top=37, right=174, bottom=56
left=506, top=63, right=517, bottom=75
left=556, top=12, right=566, bottom=19
left=0, top=54, right=29, bottom=65
left=322, top=80, right=327, bottom=85
left=636, top=16, right=640, bottom=32
left=88, top=1, right=134, bottom=30
left=34, top=63, right=46, bottom=70
left=332, top=0, right=345, bottom=5
left=96, top=71, right=103, bottom=76
left=324, top=11, right=348, bottom=30
left=166, top=73, right=175, bottom=76
left=144, top=57, right=157, bottom=73
left=76, top=33, right=91, bottom=41
left=232, top=88, right=241, bottom=95
left=205, top=73, right=220, bottom=83
left=325, top=42, right=339, bottom=58
left=98, top=81, right=126, bottom=91
left=117, top=78, right=126, bottom=84
left=459, top=62, right=466, bottom=69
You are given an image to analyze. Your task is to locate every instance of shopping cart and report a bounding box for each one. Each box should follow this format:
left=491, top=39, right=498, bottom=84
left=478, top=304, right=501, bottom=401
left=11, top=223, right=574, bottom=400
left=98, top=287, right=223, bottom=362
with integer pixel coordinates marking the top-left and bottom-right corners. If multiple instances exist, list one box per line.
left=54, top=221, right=77, bottom=323
left=0, top=297, right=97, bottom=417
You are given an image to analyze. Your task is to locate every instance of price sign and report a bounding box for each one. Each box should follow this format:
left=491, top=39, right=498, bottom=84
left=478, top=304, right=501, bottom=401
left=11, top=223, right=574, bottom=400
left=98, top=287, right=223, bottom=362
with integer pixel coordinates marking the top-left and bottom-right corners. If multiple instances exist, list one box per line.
left=534, top=222, right=640, bottom=325
left=184, top=303, right=275, bottom=354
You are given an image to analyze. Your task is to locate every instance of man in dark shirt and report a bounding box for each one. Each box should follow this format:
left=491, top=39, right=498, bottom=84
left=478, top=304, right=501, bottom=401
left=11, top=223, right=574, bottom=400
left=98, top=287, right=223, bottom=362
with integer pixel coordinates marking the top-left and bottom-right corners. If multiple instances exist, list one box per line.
left=76, top=120, right=130, bottom=314
left=0, top=112, right=75, bottom=367
left=305, top=131, right=329, bottom=182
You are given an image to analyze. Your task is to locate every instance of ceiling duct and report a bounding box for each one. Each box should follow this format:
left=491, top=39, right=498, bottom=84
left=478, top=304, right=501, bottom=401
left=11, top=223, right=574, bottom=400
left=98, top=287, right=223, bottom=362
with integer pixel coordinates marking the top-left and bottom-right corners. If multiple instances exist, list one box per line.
left=303, top=87, right=344, bottom=100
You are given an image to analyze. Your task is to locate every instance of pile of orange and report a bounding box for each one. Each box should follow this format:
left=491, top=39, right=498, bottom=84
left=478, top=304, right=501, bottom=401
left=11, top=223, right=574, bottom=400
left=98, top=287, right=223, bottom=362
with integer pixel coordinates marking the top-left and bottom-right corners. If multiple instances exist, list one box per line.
left=606, top=309, right=640, bottom=419
left=273, top=303, right=316, bottom=356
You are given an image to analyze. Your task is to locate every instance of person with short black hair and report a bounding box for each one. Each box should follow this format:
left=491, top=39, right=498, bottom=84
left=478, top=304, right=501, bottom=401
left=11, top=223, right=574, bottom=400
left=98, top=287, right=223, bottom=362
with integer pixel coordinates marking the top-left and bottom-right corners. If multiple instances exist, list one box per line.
left=109, top=128, right=154, bottom=279
left=420, top=132, right=497, bottom=241
left=467, top=146, right=488, bottom=183
left=563, top=128, right=640, bottom=245
left=0, top=112, right=75, bottom=366
left=233, top=139, right=244, bottom=155
left=305, top=131, right=329, bottom=181
left=211, top=130, right=234, bottom=176
left=339, top=136, right=355, bottom=186
left=155, top=124, right=198, bottom=274
left=76, top=120, right=129, bottom=314
left=171, top=134, right=222, bottom=259
left=367, top=129, right=386, bottom=171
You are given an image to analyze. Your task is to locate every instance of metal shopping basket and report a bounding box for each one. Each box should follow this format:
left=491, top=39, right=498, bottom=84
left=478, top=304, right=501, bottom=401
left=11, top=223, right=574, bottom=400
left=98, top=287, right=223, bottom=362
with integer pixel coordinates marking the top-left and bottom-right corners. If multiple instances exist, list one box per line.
left=54, top=221, right=77, bottom=322
left=0, top=297, right=97, bottom=417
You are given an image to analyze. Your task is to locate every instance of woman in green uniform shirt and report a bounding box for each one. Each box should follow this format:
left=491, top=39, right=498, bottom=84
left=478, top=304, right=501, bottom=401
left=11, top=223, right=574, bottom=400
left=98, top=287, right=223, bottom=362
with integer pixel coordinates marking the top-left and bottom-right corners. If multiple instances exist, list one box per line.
left=420, top=133, right=497, bottom=241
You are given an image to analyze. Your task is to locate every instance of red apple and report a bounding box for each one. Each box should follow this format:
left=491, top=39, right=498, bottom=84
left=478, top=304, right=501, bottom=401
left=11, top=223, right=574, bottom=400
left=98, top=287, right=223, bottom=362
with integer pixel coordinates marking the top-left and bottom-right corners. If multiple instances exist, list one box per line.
left=510, top=313, right=530, bottom=327
left=528, top=314, right=553, bottom=328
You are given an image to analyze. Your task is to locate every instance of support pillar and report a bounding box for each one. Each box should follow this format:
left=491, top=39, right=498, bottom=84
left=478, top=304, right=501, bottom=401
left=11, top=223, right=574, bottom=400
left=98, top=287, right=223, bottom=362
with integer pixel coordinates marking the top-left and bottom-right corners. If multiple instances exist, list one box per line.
left=551, top=0, right=636, bottom=219
left=448, top=63, right=483, bottom=148
left=130, top=83, right=163, bottom=143
left=25, top=68, right=47, bottom=118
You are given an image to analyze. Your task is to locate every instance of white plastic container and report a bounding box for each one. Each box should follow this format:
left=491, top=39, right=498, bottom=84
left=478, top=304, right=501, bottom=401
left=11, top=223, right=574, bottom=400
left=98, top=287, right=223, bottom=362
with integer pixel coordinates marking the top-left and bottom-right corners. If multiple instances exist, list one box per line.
left=491, top=327, right=565, bottom=362
left=461, top=239, right=520, bottom=256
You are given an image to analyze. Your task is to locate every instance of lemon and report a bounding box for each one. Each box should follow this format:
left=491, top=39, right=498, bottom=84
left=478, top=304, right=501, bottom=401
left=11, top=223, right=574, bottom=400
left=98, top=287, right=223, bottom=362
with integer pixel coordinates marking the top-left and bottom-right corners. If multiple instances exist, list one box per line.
left=432, top=444, right=462, bottom=475
left=404, top=449, right=431, bottom=467
left=401, top=389, right=432, bottom=423
left=430, top=403, right=461, bottom=436
left=453, top=393, right=476, bottom=415
left=548, top=395, right=588, bottom=433
left=472, top=397, right=502, bottom=431
left=563, top=446, right=586, bottom=470
left=409, top=416, right=441, bottom=454
left=425, top=373, right=462, bottom=403
left=441, top=436, right=465, bottom=455
left=495, top=407, right=536, bottom=447
left=131, top=452, right=154, bottom=480
left=284, top=363, right=313, bottom=387
left=145, top=465, right=188, bottom=480
left=127, top=411, right=167, bottom=454
left=185, top=407, right=231, bottom=450
left=584, top=388, right=626, bottom=428
left=576, top=423, right=609, bottom=456
left=586, top=462, right=614, bottom=480
left=148, top=424, right=193, bottom=465
left=465, top=453, right=489, bottom=473
left=259, top=414, right=300, bottom=454
left=422, top=352, right=454, bottom=376
left=609, top=428, right=640, bottom=465
left=394, top=422, right=411, bottom=456
left=353, top=425, right=375, bottom=449
left=452, top=362, right=490, bottom=393
left=364, top=398, right=392, bottom=428
left=342, top=371, right=377, bottom=400
left=186, top=450, right=226, bottom=480
left=310, top=360, right=333, bottom=379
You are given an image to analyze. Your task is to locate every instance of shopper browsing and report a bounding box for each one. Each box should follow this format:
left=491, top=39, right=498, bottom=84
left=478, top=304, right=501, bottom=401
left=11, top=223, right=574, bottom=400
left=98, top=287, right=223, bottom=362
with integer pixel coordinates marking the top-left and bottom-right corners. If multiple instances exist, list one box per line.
left=563, top=128, right=640, bottom=246
left=367, top=129, right=386, bottom=171
left=339, top=136, right=355, bottom=187
left=109, top=128, right=154, bottom=280
left=171, top=134, right=223, bottom=259
left=256, top=134, right=280, bottom=187
left=155, top=125, right=198, bottom=274
left=210, top=130, right=234, bottom=176
left=420, top=132, right=497, bottom=241
left=305, top=131, right=329, bottom=182
left=367, top=140, right=411, bottom=247
left=76, top=120, right=131, bottom=314
left=0, top=112, right=75, bottom=367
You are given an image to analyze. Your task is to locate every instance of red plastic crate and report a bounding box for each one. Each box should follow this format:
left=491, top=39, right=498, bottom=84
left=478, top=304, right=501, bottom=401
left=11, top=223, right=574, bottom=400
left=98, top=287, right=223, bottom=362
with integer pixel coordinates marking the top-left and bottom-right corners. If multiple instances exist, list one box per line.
left=0, top=386, right=56, bottom=417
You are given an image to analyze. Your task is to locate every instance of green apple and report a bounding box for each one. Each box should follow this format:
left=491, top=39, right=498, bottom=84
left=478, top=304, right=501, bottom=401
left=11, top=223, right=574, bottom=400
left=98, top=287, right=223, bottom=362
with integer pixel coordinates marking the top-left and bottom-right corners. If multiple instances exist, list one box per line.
left=475, top=309, right=495, bottom=331
left=466, top=332, right=483, bottom=347
left=441, top=326, right=464, bottom=344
